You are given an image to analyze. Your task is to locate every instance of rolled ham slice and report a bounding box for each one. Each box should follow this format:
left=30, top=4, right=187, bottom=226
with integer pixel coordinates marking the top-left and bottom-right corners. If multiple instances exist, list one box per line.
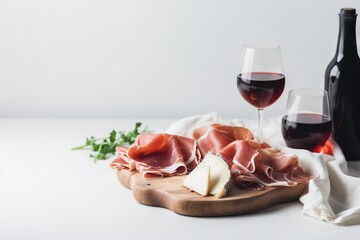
left=110, top=146, right=135, bottom=171
left=193, top=123, right=254, bottom=161
left=110, top=133, right=201, bottom=178
left=220, top=140, right=310, bottom=189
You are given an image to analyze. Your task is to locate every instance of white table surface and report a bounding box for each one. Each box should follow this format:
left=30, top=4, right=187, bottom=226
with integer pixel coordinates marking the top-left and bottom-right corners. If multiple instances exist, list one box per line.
left=1, top=118, right=360, bottom=240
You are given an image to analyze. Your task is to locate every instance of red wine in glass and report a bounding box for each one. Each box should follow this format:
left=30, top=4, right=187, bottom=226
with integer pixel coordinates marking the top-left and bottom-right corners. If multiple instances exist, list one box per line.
left=282, top=113, right=332, bottom=152
left=237, top=72, right=285, bottom=109
left=238, top=43, right=285, bottom=142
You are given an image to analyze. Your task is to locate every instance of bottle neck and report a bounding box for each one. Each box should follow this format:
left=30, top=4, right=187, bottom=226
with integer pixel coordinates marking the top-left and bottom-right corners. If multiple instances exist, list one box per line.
left=336, top=14, right=359, bottom=57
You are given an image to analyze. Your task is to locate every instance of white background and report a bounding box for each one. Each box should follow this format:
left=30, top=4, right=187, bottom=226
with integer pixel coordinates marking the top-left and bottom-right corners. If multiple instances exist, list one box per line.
left=1, top=0, right=360, bottom=119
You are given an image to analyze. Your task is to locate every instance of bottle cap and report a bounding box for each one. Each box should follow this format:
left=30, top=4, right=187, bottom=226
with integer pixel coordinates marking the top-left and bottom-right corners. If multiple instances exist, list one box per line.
left=340, top=8, right=356, bottom=15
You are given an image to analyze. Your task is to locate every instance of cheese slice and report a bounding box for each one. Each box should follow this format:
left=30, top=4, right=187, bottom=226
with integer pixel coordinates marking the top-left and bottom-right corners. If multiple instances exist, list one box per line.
left=199, top=152, right=231, bottom=198
left=183, top=152, right=231, bottom=198
left=183, top=165, right=210, bottom=196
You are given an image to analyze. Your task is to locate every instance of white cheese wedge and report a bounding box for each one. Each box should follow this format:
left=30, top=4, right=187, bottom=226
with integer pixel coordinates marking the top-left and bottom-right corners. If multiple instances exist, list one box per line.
left=183, top=165, right=210, bottom=196
left=183, top=152, right=231, bottom=198
left=200, top=152, right=231, bottom=198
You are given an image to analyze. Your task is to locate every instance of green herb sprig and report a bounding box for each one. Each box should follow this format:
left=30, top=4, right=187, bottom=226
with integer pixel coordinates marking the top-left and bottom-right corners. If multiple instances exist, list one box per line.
left=72, top=122, right=147, bottom=163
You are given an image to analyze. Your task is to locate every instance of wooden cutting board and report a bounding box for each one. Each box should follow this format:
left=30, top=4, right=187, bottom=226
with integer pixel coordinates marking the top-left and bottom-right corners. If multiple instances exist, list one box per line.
left=117, top=170, right=307, bottom=217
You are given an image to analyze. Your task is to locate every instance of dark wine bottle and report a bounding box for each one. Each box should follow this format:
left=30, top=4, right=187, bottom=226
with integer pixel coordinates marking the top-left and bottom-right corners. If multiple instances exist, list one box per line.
left=325, top=8, right=360, bottom=161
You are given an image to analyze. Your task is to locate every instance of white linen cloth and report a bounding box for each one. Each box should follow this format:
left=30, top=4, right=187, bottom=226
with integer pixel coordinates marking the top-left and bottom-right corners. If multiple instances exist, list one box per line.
left=166, top=112, right=360, bottom=225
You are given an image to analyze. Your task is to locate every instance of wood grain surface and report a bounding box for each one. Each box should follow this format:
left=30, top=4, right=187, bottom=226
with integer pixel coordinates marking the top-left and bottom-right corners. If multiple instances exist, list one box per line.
left=117, top=170, right=307, bottom=217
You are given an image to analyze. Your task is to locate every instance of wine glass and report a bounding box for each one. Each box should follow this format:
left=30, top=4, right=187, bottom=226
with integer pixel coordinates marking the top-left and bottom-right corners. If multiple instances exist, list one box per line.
left=237, top=43, right=285, bottom=142
left=281, top=89, right=332, bottom=153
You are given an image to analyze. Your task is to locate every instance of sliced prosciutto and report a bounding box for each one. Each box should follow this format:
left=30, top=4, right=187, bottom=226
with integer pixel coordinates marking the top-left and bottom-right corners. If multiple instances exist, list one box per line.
left=193, top=123, right=254, bottom=162
left=220, top=140, right=310, bottom=189
left=111, top=121, right=310, bottom=188
left=110, top=133, right=201, bottom=178
left=110, top=146, right=135, bottom=171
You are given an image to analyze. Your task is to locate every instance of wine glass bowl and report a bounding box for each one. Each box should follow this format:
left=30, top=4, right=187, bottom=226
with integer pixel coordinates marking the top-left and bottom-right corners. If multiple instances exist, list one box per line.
left=237, top=72, right=285, bottom=109
left=237, top=43, right=285, bottom=142
left=281, top=89, right=332, bottom=153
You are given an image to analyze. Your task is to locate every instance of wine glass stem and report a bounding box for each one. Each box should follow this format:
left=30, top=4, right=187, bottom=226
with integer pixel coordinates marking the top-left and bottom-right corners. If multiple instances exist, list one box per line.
left=258, top=109, right=264, bottom=142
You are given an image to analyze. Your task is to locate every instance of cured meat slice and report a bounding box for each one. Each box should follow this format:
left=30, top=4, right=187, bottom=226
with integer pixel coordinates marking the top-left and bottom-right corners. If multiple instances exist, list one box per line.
left=111, top=133, right=201, bottom=178
left=110, top=146, right=135, bottom=171
left=193, top=123, right=254, bottom=160
left=111, top=121, right=310, bottom=188
left=220, top=140, right=310, bottom=189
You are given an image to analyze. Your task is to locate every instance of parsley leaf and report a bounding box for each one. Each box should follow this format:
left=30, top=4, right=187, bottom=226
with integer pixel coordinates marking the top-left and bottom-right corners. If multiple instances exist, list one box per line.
left=72, top=122, right=147, bottom=163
